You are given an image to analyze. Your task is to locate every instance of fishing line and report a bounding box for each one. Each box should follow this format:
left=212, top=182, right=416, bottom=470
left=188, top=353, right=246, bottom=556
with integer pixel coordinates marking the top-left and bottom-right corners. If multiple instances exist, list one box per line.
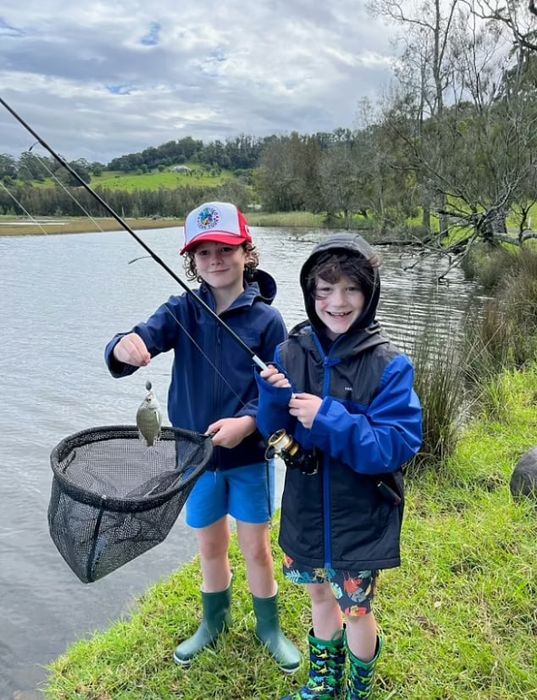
left=0, top=180, right=50, bottom=235
left=0, top=96, right=269, bottom=372
left=25, top=144, right=106, bottom=233
left=160, top=300, right=251, bottom=409
left=9, top=147, right=105, bottom=234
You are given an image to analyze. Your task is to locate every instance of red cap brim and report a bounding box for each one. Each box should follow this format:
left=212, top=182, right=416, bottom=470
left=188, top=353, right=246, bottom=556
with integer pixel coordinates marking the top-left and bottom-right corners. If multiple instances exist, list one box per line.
left=180, top=231, right=252, bottom=255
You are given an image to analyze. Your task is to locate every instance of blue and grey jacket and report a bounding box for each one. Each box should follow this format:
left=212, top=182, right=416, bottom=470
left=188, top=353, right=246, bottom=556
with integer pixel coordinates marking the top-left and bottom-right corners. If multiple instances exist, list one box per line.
left=105, top=269, right=287, bottom=471
left=256, top=234, right=422, bottom=571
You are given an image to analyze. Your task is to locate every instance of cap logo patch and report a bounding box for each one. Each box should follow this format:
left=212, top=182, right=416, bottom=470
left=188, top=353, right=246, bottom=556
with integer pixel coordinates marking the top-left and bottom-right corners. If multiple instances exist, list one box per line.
left=197, top=206, right=221, bottom=230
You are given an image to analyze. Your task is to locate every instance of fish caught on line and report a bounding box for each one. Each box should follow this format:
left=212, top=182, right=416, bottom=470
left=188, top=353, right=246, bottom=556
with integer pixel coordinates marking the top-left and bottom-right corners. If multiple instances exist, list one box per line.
left=136, top=380, right=162, bottom=447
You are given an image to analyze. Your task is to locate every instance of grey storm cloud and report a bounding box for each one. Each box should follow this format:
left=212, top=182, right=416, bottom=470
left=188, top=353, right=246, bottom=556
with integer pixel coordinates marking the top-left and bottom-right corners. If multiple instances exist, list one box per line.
left=0, top=0, right=397, bottom=163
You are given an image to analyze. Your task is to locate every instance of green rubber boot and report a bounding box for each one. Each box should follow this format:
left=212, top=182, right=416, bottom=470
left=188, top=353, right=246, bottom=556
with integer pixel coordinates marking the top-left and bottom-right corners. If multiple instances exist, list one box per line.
left=282, top=629, right=345, bottom=699
left=252, top=592, right=302, bottom=674
left=345, top=635, right=383, bottom=700
left=173, top=581, right=232, bottom=666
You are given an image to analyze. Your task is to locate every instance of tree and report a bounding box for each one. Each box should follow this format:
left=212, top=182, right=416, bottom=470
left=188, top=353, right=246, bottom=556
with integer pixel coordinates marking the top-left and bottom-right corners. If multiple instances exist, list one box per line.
left=319, top=145, right=360, bottom=225
left=0, top=154, right=17, bottom=181
left=55, top=159, right=92, bottom=187
left=467, top=0, right=537, bottom=54
left=369, top=0, right=461, bottom=235
left=367, top=0, right=537, bottom=273
left=255, top=134, right=322, bottom=212
left=318, top=134, right=381, bottom=226
left=17, top=151, right=49, bottom=181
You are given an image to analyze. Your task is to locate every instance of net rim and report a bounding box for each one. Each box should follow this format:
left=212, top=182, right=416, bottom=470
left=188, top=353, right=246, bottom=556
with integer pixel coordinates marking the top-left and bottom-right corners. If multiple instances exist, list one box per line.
left=50, top=425, right=212, bottom=512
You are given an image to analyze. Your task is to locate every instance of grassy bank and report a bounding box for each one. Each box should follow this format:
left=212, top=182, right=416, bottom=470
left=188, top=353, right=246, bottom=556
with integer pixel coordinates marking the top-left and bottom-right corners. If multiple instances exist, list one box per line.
left=0, top=216, right=183, bottom=236
left=45, top=366, right=537, bottom=699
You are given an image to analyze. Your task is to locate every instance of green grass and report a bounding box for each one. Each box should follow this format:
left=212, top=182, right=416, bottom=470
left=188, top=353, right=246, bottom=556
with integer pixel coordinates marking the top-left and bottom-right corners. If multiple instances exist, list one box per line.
left=91, top=169, right=233, bottom=192
left=246, top=211, right=326, bottom=227
left=18, top=167, right=234, bottom=192
left=44, top=366, right=537, bottom=699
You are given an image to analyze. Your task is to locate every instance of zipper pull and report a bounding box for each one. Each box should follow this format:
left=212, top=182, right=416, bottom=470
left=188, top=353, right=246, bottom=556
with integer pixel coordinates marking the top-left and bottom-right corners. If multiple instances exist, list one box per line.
left=376, top=480, right=402, bottom=506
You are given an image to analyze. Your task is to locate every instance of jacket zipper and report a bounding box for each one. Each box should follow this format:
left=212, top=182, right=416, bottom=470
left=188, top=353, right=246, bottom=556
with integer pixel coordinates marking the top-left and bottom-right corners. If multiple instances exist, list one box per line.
left=313, top=334, right=334, bottom=569
left=214, top=322, right=222, bottom=470
left=322, top=357, right=333, bottom=569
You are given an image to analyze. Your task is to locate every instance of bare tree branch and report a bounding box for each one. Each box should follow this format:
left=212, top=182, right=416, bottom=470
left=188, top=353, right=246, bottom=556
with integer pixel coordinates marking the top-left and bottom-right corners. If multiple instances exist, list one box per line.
left=464, top=0, right=537, bottom=52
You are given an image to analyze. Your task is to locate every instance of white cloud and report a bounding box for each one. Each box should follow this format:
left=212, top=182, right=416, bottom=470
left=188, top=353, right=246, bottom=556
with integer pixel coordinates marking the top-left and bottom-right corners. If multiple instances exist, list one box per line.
left=0, top=0, right=398, bottom=163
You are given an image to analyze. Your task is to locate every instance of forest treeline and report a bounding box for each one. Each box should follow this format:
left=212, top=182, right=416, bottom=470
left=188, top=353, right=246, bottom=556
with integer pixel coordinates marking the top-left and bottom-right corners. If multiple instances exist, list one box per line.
left=1, top=1, right=536, bottom=258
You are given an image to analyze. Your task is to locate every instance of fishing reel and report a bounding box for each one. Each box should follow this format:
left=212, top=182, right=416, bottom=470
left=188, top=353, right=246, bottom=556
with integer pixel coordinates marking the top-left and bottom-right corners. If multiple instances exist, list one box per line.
left=265, top=429, right=319, bottom=476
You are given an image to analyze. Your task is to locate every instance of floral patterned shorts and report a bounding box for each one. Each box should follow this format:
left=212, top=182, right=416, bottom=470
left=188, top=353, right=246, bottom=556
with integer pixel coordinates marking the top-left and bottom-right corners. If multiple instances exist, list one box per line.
left=282, top=554, right=378, bottom=617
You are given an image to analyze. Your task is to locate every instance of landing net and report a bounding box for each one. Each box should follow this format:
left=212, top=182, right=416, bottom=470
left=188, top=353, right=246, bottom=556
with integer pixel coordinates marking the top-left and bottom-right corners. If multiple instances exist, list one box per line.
left=48, top=425, right=212, bottom=583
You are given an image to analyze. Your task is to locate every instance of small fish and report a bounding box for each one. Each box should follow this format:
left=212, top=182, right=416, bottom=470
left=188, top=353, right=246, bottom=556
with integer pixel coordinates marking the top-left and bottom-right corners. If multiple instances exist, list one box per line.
left=136, top=380, right=162, bottom=447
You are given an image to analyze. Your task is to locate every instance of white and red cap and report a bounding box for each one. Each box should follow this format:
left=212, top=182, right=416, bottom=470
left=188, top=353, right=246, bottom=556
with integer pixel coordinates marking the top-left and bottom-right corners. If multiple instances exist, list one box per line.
left=180, top=201, right=253, bottom=254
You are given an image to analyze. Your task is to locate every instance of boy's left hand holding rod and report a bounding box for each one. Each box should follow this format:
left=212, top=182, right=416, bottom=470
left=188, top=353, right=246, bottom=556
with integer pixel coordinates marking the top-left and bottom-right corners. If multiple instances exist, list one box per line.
left=261, top=365, right=322, bottom=430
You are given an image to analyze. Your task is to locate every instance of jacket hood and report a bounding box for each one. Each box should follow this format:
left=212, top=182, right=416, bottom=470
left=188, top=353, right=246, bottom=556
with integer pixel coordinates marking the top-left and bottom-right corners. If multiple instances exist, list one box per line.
left=249, top=268, right=277, bottom=305
left=288, top=318, right=389, bottom=363
left=199, top=268, right=277, bottom=308
left=299, top=233, right=381, bottom=335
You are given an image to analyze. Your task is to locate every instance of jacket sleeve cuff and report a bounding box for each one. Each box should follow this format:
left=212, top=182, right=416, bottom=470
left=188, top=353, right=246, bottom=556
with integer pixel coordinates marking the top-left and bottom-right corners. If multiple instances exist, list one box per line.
left=104, top=334, right=138, bottom=378
left=255, top=372, right=293, bottom=437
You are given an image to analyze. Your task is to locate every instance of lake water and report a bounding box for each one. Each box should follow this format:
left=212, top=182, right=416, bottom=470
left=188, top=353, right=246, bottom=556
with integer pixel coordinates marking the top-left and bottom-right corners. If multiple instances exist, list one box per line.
left=0, top=226, right=477, bottom=698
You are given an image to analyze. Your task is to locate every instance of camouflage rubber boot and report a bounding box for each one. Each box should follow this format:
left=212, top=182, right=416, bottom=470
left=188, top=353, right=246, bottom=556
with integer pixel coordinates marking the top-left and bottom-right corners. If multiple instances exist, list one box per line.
left=282, top=629, right=345, bottom=700
left=345, top=636, right=383, bottom=699
left=173, top=580, right=232, bottom=666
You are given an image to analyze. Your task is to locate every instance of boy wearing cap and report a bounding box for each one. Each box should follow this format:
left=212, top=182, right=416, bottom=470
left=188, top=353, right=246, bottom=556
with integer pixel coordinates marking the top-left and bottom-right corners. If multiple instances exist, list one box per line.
left=104, top=202, right=300, bottom=672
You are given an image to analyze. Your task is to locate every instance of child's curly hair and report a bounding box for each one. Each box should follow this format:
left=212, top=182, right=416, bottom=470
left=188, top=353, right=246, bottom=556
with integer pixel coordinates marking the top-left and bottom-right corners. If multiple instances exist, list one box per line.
left=183, top=242, right=260, bottom=283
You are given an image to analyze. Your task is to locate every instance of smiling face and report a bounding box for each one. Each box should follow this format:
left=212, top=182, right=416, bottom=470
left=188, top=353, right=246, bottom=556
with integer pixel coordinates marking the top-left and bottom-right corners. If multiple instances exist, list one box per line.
left=193, top=241, right=247, bottom=298
left=313, top=274, right=366, bottom=340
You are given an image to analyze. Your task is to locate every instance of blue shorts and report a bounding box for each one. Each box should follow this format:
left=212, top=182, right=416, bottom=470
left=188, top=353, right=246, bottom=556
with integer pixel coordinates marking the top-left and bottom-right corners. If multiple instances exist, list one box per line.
left=185, top=461, right=275, bottom=528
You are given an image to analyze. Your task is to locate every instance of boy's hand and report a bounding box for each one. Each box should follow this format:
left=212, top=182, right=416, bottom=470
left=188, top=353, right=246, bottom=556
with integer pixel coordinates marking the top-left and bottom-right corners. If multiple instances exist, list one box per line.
left=206, top=416, right=256, bottom=449
left=260, top=364, right=291, bottom=388
left=113, top=333, right=151, bottom=367
left=289, top=393, right=323, bottom=429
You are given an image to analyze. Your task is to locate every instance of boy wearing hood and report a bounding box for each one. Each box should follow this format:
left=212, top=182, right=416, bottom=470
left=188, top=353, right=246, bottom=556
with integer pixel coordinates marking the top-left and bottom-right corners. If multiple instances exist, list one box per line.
left=105, top=202, right=300, bottom=673
left=256, top=233, right=422, bottom=699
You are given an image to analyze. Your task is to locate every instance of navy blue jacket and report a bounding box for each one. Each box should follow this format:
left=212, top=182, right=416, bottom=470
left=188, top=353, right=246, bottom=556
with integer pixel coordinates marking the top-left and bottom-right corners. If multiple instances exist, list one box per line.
left=256, top=234, right=422, bottom=571
left=105, top=270, right=287, bottom=471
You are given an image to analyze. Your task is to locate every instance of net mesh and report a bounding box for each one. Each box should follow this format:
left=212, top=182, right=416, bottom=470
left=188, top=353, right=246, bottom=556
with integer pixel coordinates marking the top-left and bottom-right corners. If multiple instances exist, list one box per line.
left=48, top=425, right=212, bottom=583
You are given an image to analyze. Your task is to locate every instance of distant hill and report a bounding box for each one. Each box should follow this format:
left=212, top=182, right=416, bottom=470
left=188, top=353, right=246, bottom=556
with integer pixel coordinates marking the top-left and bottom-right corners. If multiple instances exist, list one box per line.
left=106, top=135, right=265, bottom=173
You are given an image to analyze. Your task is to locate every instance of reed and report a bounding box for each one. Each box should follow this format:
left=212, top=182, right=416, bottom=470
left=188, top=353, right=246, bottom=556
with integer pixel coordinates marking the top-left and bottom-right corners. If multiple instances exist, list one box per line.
left=461, top=245, right=519, bottom=292
left=463, top=247, right=537, bottom=386
left=407, top=325, right=466, bottom=475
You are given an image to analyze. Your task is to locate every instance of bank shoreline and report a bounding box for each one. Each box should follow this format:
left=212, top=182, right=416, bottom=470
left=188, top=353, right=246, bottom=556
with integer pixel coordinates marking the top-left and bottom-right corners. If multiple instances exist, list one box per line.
left=0, top=216, right=183, bottom=236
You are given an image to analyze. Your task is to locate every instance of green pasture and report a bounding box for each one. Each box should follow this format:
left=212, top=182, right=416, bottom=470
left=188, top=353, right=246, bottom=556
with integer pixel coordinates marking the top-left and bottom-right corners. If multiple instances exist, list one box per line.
left=91, top=168, right=233, bottom=191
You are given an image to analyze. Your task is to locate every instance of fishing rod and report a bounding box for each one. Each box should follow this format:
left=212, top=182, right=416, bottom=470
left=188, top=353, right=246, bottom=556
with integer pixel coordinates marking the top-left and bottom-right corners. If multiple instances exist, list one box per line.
left=0, top=96, right=269, bottom=371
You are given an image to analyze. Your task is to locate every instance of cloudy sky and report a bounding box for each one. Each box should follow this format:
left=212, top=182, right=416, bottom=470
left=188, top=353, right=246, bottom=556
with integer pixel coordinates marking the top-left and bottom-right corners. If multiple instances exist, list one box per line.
left=0, top=1, right=398, bottom=164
